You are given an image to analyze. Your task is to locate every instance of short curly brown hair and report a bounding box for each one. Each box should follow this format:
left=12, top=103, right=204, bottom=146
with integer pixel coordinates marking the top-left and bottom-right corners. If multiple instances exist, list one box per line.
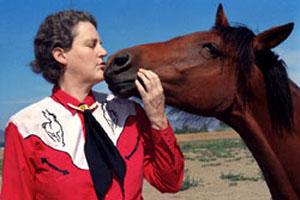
left=30, top=10, right=97, bottom=84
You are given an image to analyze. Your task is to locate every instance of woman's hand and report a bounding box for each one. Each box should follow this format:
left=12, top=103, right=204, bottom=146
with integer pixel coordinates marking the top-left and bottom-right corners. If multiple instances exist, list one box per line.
left=135, top=68, right=168, bottom=130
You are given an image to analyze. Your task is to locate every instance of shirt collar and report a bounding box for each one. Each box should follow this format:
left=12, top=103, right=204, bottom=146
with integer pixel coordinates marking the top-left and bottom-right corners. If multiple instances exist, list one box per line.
left=51, top=86, right=96, bottom=115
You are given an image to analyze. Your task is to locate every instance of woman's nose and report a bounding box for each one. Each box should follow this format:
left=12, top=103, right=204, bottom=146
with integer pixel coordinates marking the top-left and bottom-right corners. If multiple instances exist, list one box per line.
left=97, top=44, right=108, bottom=57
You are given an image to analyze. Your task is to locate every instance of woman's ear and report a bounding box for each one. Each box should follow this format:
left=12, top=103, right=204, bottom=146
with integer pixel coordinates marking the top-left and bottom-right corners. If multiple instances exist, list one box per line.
left=52, top=47, right=67, bottom=65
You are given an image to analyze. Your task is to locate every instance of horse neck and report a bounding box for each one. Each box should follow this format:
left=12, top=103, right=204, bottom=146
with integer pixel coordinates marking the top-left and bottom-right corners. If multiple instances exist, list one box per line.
left=224, top=79, right=300, bottom=140
left=220, top=67, right=271, bottom=136
left=218, top=78, right=300, bottom=198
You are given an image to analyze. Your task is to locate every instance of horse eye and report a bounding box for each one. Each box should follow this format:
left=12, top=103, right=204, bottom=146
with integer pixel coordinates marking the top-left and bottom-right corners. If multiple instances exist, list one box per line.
left=202, top=43, right=223, bottom=58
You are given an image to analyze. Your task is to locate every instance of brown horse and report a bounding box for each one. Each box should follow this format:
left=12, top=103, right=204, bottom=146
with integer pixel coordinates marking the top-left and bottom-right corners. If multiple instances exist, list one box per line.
left=104, top=4, right=300, bottom=200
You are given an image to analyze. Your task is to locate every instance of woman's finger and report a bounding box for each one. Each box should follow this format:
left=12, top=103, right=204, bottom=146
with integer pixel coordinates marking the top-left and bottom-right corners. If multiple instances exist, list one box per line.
left=137, top=70, right=152, bottom=92
left=135, top=79, right=147, bottom=99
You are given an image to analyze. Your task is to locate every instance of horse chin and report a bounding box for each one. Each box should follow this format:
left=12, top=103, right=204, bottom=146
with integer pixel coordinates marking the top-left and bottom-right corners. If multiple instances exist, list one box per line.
left=107, top=81, right=137, bottom=98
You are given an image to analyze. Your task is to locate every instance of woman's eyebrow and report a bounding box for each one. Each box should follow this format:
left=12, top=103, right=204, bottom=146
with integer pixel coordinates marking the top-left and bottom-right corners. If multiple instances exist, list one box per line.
left=85, top=38, right=97, bottom=43
left=84, top=38, right=102, bottom=44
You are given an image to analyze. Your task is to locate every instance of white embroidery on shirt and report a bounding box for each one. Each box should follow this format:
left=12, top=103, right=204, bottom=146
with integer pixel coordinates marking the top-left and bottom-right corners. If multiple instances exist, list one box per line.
left=101, top=101, right=118, bottom=135
left=41, top=109, right=65, bottom=147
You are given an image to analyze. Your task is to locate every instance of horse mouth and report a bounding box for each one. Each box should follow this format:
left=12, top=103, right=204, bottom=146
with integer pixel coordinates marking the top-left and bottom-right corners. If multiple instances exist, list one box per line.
left=107, top=80, right=137, bottom=98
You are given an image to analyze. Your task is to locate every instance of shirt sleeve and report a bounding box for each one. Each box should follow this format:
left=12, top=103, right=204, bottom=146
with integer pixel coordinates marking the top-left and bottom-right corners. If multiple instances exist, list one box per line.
left=1, top=122, right=35, bottom=200
left=135, top=104, right=184, bottom=193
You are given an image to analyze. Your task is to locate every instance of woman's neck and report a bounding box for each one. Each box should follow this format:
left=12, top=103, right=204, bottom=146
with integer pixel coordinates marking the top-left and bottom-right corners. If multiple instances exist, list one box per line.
left=58, top=81, right=92, bottom=102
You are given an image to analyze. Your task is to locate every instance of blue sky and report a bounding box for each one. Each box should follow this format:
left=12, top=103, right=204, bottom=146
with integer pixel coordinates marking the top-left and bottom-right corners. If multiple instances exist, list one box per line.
left=0, top=0, right=299, bottom=129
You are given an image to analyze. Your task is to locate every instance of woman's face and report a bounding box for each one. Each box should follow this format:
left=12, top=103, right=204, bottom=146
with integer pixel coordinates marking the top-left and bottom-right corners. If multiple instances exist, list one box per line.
left=63, top=21, right=107, bottom=86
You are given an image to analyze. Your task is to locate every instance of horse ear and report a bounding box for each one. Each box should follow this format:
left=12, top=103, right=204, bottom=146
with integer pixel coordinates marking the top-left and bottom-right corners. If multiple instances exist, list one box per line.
left=253, top=23, right=294, bottom=51
left=215, top=4, right=229, bottom=27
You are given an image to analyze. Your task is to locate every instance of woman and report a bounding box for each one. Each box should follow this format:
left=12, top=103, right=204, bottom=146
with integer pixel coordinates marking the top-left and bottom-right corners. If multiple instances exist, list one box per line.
left=1, top=10, right=184, bottom=200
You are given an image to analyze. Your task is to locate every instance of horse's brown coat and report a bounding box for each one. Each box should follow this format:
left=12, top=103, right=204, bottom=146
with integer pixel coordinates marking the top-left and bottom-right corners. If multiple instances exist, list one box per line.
left=104, top=4, right=300, bottom=199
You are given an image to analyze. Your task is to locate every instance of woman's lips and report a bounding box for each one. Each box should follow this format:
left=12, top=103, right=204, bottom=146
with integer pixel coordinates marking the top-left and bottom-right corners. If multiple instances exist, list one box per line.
left=97, top=61, right=106, bottom=69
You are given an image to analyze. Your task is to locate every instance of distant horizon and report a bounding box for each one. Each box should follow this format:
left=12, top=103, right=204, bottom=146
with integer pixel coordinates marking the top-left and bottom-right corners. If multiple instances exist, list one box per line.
left=1, top=0, right=299, bottom=129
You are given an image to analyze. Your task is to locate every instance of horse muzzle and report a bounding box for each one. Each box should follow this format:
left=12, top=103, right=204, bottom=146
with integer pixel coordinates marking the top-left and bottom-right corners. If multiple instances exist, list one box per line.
left=104, top=52, right=139, bottom=98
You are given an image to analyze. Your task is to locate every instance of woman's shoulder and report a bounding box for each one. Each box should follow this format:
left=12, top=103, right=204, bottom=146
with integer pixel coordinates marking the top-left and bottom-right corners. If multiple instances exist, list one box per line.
left=92, top=91, right=138, bottom=114
left=93, top=91, right=136, bottom=105
left=9, top=97, right=54, bottom=124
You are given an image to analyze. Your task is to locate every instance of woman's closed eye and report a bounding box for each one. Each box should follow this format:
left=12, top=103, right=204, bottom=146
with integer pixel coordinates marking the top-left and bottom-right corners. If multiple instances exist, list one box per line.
left=86, top=39, right=98, bottom=48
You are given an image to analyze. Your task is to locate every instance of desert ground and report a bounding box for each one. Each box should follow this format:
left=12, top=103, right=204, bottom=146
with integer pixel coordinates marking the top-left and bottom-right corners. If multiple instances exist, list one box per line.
left=142, top=131, right=271, bottom=200
left=0, top=131, right=271, bottom=199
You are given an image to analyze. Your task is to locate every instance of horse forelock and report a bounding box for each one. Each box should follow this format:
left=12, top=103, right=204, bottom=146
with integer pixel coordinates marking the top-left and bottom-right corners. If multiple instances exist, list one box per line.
left=213, top=25, right=294, bottom=135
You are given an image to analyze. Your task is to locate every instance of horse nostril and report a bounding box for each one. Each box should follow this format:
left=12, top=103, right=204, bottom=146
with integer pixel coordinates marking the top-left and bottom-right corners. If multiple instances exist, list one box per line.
left=113, top=53, right=131, bottom=67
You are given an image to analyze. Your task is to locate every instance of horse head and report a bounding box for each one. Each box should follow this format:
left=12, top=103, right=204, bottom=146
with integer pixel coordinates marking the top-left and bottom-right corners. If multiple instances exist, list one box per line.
left=105, top=4, right=293, bottom=119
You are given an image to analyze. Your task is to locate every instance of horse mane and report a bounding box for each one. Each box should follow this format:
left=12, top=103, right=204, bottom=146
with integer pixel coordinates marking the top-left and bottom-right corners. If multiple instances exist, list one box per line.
left=213, top=25, right=294, bottom=135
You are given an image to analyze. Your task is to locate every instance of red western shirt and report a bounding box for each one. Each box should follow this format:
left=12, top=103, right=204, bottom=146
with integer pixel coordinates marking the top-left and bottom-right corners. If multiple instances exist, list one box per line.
left=1, top=88, right=184, bottom=200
